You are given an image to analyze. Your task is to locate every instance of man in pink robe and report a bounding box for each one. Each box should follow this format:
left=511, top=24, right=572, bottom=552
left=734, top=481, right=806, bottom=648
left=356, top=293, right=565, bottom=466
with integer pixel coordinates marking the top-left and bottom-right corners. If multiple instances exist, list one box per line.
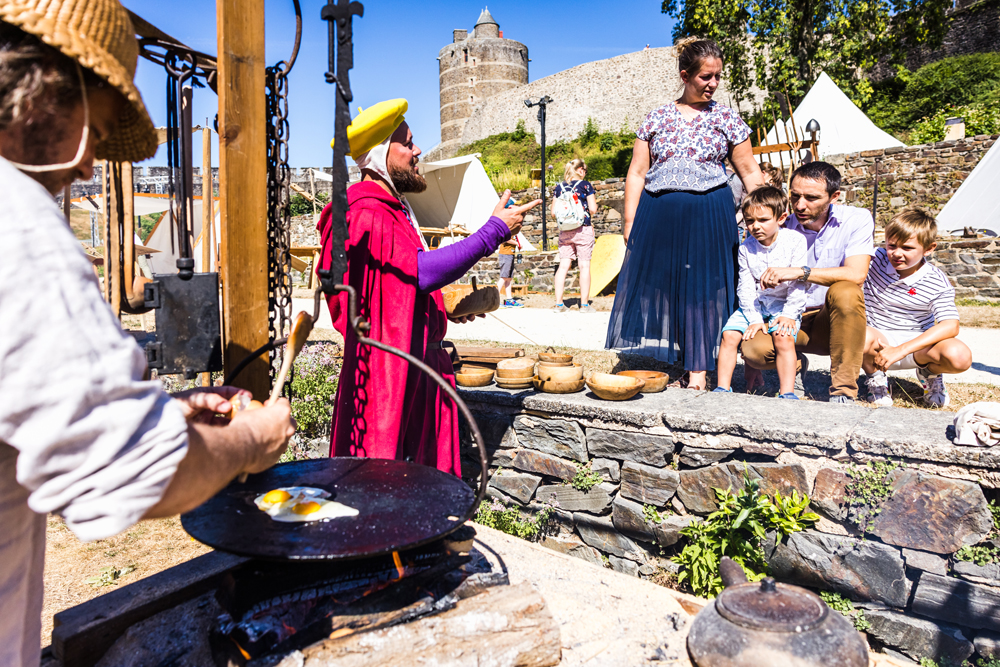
left=317, top=103, right=538, bottom=476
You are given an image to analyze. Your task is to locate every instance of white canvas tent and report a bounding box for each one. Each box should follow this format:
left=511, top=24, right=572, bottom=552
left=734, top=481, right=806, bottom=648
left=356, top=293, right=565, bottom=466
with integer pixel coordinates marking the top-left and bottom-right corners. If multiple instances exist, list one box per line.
left=762, top=73, right=904, bottom=164
left=937, top=138, right=1000, bottom=236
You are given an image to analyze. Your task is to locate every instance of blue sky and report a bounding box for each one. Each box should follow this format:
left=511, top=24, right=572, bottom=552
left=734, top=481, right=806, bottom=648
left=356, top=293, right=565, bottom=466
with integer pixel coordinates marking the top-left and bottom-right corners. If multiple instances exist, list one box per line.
left=121, top=1, right=677, bottom=167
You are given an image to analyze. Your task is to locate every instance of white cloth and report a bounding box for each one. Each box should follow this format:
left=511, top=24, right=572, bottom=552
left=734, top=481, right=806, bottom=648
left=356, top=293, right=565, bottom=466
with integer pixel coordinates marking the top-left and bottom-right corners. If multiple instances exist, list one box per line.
left=785, top=204, right=875, bottom=309
left=354, top=135, right=428, bottom=250
left=736, top=228, right=809, bottom=324
left=0, top=156, right=188, bottom=666
left=954, top=402, right=1000, bottom=447
left=864, top=248, right=959, bottom=333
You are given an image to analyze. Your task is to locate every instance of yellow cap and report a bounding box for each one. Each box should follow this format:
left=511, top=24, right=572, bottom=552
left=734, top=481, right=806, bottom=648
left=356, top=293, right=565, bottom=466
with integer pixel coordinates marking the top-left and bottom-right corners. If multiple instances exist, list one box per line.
left=329, top=99, right=408, bottom=157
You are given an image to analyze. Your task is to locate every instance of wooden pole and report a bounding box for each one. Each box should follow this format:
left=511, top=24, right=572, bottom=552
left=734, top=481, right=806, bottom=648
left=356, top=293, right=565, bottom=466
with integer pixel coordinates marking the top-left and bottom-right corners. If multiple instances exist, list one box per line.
left=107, top=162, right=122, bottom=319
left=201, top=126, right=214, bottom=388
left=217, top=0, right=269, bottom=399
left=100, top=161, right=110, bottom=304
left=63, top=185, right=71, bottom=223
left=123, top=162, right=136, bottom=304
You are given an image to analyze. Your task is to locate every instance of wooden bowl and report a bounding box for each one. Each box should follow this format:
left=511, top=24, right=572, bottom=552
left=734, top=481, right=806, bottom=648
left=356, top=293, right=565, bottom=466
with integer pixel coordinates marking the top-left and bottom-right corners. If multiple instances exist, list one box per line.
left=496, top=377, right=533, bottom=390
left=536, top=362, right=583, bottom=383
left=455, top=368, right=495, bottom=387
left=538, top=348, right=573, bottom=364
left=616, top=370, right=670, bottom=393
left=586, top=372, right=644, bottom=401
left=532, top=376, right=586, bottom=394
left=457, top=365, right=494, bottom=377
left=496, top=357, right=536, bottom=379
left=441, top=283, right=500, bottom=318
left=537, top=359, right=573, bottom=368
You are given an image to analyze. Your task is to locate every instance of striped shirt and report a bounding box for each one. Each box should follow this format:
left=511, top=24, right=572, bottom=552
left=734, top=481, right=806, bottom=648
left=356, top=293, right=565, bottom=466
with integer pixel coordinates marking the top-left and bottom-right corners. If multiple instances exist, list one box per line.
left=864, top=248, right=959, bottom=332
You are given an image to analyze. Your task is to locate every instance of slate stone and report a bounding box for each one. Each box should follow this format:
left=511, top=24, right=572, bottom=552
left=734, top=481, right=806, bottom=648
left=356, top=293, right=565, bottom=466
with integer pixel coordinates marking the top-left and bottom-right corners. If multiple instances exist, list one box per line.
left=620, top=461, right=680, bottom=507
left=670, top=496, right=687, bottom=515
left=751, top=463, right=809, bottom=499
left=587, top=428, right=673, bottom=467
left=902, top=549, right=948, bottom=576
left=679, top=446, right=734, bottom=467
left=510, top=448, right=579, bottom=481
left=536, top=484, right=612, bottom=513
left=652, top=515, right=696, bottom=548
left=952, top=559, right=1000, bottom=585
left=870, top=470, right=992, bottom=554
left=811, top=468, right=850, bottom=522
left=487, top=469, right=541, bottom=505
left=591, top=457, right=621, bottom=483
left=491, top=449, right=515, bottom=468
left=741, top=443, right=782, bottom=458
left=474, top=412, right=517, bottom=454
left=574, top=513, right=642, bottom=560
left=676, top=465, right=742, bottom=514
left=864, top=610, right=974, bottom=665
left=612, top=495, right=655, bottom=542
left=974, top=631, right=1000, bottom=659
left=766, top=530, right=911, bottom=607
left=609, top=555, right=640, bottom=577
left=912, top=572, right=1000, bottom=632
left=539, top=534, right=604, bottom=566
left=513, top=415, right=588, bottom=462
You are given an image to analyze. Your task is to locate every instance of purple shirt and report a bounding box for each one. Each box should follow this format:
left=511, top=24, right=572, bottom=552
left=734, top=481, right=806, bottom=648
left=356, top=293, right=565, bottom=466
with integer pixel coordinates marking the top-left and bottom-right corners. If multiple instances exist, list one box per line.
left=416, top=216, right=511, bottom=293
left=785, top=204, right=875, bottom=309
left=636, top=101, right=751, bottom=193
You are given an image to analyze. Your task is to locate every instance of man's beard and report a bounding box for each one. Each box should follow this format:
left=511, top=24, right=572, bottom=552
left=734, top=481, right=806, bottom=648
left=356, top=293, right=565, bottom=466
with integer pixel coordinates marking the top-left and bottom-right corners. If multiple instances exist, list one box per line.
left=388, top=161, right=427, bottom=194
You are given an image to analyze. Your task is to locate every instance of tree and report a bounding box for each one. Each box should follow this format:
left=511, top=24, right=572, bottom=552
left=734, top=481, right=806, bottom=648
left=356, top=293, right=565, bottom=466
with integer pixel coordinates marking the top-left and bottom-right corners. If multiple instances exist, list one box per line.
left=661, top=0, right=950, bottom=110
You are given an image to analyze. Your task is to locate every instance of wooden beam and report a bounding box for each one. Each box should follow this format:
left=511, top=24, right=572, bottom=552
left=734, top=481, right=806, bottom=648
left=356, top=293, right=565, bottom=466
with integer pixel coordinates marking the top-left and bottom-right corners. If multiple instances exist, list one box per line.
left=107, top=162, right=122, bottom=318
left=201, top=127, right=214, bottom=387
left=752, top=138, right=817, bottom=155
left=217, top=0, right=269, bottom=399
left=100, top=161, right=110, bottom=304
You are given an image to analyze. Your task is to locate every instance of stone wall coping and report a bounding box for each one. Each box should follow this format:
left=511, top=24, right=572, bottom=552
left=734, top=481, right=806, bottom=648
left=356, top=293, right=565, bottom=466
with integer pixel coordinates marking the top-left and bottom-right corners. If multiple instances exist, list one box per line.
left=459, top=386, right=994, bottom=469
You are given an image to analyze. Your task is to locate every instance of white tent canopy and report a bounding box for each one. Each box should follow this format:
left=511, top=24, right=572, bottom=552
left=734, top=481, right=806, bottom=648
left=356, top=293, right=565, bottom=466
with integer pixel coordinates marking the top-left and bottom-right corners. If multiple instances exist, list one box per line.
left=142, top=201, right=220, bottom=274
left=937, top=139, right=1000, bottom=236
left=73, top=193, right=175, bottom=217
left=763, top=72, right=904, bottom=164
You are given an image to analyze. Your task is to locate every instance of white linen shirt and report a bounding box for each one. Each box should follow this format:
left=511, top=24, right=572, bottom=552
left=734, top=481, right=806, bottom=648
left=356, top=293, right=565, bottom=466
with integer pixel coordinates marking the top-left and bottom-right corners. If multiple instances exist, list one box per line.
left=784, top=204, right=875, bottom=309
left=864, top=247, right=959, bottom=332
left=0, top=157, right=188, bottom=667
left=737, top=228, right=809, bottom=324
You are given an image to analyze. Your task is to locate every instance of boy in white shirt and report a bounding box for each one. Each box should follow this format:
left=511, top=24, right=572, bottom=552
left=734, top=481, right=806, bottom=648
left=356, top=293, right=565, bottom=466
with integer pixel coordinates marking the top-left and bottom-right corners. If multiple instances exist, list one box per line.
left=716, top=186, right=808, bottom=398
left=862, top=209, right=972, bottom=407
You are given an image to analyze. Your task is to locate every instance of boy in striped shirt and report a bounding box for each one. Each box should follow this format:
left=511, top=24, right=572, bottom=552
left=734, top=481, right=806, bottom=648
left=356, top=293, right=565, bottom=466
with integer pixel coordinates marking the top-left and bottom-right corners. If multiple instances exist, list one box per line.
left=862, top=209, right=972, bottom=407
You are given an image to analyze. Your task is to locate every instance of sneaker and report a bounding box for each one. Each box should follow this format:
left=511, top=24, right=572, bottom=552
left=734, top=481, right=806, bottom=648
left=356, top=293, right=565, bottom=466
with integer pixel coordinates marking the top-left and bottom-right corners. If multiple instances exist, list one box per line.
left=778, top=392, right=800, bottom=400
left=713, top=386, right=732, bottom=393
left=829, top=395, right=855, bottom=404
left=580, top=303, right=594, bottom=313
left=794, top=353, right=809, bottom=396
left=917, top=366, right=950, bottom=407
left=503, top=299, right=524, bottom=308
left=551, top=303, right=568, bottom=313
left=865, top=371, right=893, bottom=407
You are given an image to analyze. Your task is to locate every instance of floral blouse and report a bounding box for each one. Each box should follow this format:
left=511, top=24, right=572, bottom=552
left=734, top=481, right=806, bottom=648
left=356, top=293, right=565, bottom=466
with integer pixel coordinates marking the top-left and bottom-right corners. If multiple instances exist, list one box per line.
left=636, top=101, right=751, bottom=193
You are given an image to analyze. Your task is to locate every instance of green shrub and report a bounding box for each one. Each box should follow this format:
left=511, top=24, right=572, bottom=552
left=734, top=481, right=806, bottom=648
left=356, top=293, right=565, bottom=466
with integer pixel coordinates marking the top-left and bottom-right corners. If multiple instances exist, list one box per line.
left=819, top=591, right=871, bottom=632
left=908, top=104, right=1000, bottom=145
left=580, top=117, right=600, bottom=145
left=289, top=191, right=329, bottom=217
left=474, top=497, right=552, bottom=540
left=288, top=342, right=339, bottom=439
left=568, top=463, right=603, bottom=492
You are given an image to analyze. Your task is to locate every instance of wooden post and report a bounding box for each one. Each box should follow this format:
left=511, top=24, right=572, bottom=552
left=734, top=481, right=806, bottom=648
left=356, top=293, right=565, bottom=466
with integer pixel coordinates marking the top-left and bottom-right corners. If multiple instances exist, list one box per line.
left=63, top=184, right=71, bottom=222
left=217, top=0, right=269, bottom=399
left=107, top=162, right=122, bottom=318
left=122, top=162, right=136, bottom=304
left=100, top=161, right=110, bottom=303
left=201, top=126, right=214, bottom=387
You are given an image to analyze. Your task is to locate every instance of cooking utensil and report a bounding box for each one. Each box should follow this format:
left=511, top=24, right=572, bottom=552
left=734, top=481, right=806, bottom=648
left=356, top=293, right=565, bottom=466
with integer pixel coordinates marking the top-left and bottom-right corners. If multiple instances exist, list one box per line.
left=182, top=458, right=475, bottom=561
left=538, top=346, right=572, bottom=364
left=532, top=375, right=586, bottom=394
left=536, top=362, right=583, bottom=383
left=586, top=373, right=644, bottom=401
left=687, top=558, right=868, bottom=666
left=616, top=370, right=670, bottom=393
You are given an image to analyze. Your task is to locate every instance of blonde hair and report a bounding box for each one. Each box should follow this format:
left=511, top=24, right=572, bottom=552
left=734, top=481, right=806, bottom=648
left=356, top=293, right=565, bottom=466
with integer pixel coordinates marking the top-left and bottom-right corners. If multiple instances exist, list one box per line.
left=758, top=162, right=784, bottom=189
left=563, top=158, right=586, bottom=183
left=885, top=208, right=938, bottom=249
left=674, top=36, right=724, bottom=76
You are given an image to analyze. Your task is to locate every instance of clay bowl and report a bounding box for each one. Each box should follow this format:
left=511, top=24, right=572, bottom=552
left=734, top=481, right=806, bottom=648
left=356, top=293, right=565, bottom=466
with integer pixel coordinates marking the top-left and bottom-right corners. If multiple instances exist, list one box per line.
left=454, top=367, right=495, bottom=387
left=538, top=350, right=573, bottom=364
left=536, top=362, right=583, bottom=383
left=616, top=370, right=670, bottom=393
left=495, top=376, right=533, bottom=390
left=532, top=376, right=586, bottom=394
left=586, top=372, right=645, bottom=401
left=496, top=357, right=536, bottom=380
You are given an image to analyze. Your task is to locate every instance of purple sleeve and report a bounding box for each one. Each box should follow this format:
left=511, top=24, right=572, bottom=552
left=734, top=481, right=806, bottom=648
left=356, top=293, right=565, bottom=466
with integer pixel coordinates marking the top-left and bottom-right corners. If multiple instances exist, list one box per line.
left=417, top=216, right=512, bottom=293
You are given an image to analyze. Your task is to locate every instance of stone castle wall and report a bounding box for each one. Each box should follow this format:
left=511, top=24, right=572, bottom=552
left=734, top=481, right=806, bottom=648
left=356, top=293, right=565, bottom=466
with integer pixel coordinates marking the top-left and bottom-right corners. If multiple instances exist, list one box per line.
left=459, top=385, right=1000, bottom=665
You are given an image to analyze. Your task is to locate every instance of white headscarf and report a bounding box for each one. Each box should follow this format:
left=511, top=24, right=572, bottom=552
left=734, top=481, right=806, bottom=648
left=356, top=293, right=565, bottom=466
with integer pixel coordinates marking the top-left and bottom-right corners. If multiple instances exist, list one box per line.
left=355, top=135, right=428, bottom=250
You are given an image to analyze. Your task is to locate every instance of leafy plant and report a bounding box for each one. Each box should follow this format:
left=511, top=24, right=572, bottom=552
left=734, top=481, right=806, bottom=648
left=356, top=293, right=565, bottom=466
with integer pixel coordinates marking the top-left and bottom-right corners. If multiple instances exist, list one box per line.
left=820, top=591, right=871, bottom=632
left=474, top=497, right=553, bottom=541
left=671, top=471, right=819, bottom=598
left=580, top=117, right=600, bottom=145
left=643, top=504, right=665, bottom=525
left=955, top=544, right=1000, bottom=567
left=569, top=463, right=603, bottom=492
left=843, top=460, right=902, bottom=537
left=908, top=104, right=1000, bottom=145
left=288, top=342, right=340, bottom=439
left=86, top=564, right=136, bottom=588
left=289, top=191, right=329, bottom=217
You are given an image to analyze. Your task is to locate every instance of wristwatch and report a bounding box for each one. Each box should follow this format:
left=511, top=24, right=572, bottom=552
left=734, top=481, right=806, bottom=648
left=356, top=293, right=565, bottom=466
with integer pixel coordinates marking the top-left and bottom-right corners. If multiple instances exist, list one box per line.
left=801, top=266, right=812, bottom=282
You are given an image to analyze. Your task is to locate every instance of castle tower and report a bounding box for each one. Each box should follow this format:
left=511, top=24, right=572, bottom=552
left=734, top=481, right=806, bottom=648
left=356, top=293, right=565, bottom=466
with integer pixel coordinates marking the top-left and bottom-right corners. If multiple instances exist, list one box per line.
left=435, top=8, right=528, bottom=159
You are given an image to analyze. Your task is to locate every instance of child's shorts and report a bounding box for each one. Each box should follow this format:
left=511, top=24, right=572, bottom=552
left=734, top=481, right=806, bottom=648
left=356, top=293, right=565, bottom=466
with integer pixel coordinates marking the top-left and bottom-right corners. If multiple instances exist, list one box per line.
left=498, top=254, right=515, bottom=278
left=722, top=308, right=801, bottom=336
left=872, top=329, right=925, bottom=370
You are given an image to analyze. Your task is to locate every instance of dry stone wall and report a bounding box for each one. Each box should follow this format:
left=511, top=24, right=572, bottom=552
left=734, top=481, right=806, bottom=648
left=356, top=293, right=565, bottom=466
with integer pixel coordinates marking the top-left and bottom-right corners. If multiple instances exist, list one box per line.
left=459, top=385, right=1000, bottom=664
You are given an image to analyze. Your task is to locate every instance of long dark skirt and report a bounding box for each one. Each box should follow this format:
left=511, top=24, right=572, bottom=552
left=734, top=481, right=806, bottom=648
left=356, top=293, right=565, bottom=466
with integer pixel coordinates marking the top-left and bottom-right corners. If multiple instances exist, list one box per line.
left=605, top=184, right=738, bottom=371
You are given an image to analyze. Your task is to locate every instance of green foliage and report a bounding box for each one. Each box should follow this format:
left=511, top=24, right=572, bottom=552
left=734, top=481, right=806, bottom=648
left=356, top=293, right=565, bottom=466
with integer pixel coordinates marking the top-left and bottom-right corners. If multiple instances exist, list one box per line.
left=819, top=591, right=871, bottom=632
left=976, top=659, right=1000, bottom=667
left=671, top=472, right=819, bottom=598
left=955, top=544, right=1000, bottom=566
left=580, top=117, right=600, bottom=145
left=86, top=564, right=136, bottom=587
left=843, top=459, right=902, bottom=536
left=661, top=0, right=950, bottom=111
left=569, top=463, right=603, bottom=492
left=137, top=213, right=160, bottom=243
left=908, top=104, right=1000, bottom=145
left=643, top=504, right=665, bottom=525
left=511, top=119, right=529, bottom=142
left=289, top=191, right=330, bottom=217
left=288, top=342, right=339, bottom=439
left=474, top=497, right=552, bottom=541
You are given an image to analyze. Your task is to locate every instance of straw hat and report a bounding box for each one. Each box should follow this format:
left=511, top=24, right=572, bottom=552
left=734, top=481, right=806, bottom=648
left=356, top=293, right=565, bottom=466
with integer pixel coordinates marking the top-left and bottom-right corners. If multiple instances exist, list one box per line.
left=330, top=98, right=408, bottom=158
left=1, top=0, right=157, bottom=162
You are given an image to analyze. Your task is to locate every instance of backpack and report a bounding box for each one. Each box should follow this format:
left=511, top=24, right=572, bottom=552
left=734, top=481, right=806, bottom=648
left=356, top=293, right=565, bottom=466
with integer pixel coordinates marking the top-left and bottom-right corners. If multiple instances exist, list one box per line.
left=552, top=180, right=586, bottom=232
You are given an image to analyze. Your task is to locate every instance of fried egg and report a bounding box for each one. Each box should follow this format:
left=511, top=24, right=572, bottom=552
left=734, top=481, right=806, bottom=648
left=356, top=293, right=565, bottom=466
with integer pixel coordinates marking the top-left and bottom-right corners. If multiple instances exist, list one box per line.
left=253, top=486, right=358, bottom=523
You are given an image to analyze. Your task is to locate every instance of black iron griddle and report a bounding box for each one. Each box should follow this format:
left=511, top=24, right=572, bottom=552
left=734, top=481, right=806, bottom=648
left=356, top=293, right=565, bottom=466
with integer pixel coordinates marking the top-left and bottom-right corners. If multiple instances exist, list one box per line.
left=181, top=457, right=475, bottom=561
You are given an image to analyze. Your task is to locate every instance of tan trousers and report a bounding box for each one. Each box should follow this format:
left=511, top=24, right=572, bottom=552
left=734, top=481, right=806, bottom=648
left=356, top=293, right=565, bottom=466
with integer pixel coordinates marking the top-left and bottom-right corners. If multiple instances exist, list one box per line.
left=741, top=281, right=867, bottom=398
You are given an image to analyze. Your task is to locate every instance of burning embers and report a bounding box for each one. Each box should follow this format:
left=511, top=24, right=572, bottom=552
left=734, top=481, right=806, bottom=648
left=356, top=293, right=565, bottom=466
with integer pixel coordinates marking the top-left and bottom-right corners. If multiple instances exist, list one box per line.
left=209, top=532, right=506, bottom=666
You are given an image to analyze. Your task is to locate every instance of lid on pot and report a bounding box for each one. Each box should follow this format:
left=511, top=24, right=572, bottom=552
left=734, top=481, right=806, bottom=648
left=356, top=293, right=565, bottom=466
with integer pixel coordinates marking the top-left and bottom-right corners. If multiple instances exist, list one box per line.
left=715, top=578, right=828, bottom=633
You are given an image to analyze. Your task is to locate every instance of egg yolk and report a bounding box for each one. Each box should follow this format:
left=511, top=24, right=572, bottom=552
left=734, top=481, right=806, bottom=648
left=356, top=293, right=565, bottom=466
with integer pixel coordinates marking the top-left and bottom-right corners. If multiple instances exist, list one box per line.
left=263, top=489, right=292, bottom=504
left=292, top=501, right=321, bottom=515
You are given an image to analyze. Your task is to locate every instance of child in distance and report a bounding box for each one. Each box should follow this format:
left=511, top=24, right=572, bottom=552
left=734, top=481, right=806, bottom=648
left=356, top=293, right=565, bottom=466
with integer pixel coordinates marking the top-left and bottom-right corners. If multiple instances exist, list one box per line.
left=862, top=209, right=972, bottom=407
left=716, top=186, right=808, bottom=398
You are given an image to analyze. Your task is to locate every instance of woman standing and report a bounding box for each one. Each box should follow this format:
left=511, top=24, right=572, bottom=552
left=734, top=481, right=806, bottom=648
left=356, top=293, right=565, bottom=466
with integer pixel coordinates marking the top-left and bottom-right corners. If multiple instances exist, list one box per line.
left=551, top=159, right=598, bottom=312
left=606, top=38, right=764, bottom=389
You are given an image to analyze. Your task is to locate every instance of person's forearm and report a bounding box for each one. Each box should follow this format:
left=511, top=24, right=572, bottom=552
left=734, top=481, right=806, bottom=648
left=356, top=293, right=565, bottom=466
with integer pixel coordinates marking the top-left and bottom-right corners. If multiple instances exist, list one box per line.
left=417, top=217, right=511, bottom=293
left=142, top=421, right=250, bottom=518
left=623, top=172, right=644, bottom=240
left=808, top=265, right=867, bottom=287
left=897, top=320, right=959, bottom=359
